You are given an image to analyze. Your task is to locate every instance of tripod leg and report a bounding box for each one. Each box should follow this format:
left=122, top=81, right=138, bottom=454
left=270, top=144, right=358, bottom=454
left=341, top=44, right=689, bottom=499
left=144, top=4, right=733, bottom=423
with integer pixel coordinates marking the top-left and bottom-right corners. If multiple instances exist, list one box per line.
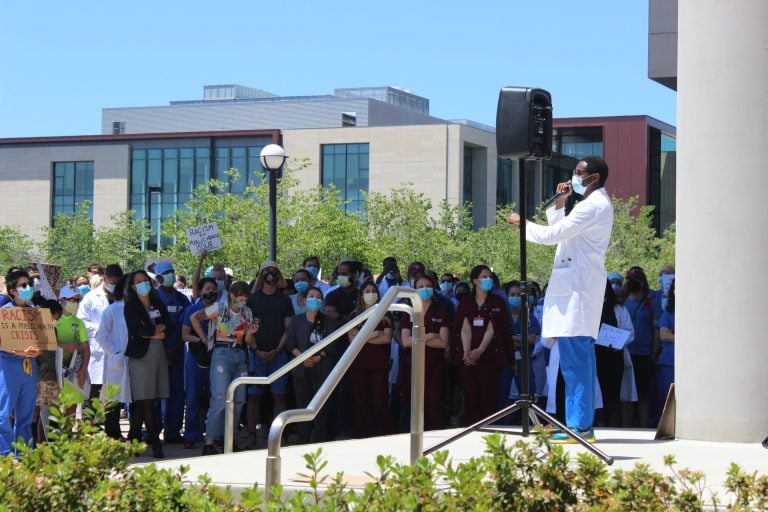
left=527, top=403, right=614, bottom=464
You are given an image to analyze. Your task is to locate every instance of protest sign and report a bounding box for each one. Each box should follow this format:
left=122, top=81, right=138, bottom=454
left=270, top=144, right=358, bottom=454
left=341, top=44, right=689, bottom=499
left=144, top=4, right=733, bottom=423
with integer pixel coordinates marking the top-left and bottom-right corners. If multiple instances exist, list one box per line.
left=595, top=323, right=632, bottom=350
left=0, top=307, right=58, bottom=353
left=186, top=222, right=223, bottom=256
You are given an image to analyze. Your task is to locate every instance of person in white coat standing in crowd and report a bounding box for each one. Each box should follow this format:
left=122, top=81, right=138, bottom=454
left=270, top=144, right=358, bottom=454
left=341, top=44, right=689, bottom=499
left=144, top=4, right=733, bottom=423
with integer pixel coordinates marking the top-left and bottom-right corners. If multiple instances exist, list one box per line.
left=78, top=264, right=124, bottom=402
left=507, top=156, right=613, bottom=444
left=94, top=273, right=131, bottom=440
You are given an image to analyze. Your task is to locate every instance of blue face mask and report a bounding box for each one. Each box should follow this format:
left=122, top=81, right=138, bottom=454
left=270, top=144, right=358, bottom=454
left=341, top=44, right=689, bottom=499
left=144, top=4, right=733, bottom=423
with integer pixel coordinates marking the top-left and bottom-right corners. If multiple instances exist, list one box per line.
left=417, top=287, right=434, bottom=301
left=507, top=296, right=522, bottom=308
left=77, top=284, right=91, bottom=296
left=479, top=277, right=494, bottom=292
left=18, top=285, right=34, bottom=302
left=306, top=297, right=323, bottom=312
left=294, top=281, right=310, bottom=293
left=305, top=266, right=319, bottom=279
left=136, top=281, right=152, bottom=296
left=571, top=173, right=591, bottom=195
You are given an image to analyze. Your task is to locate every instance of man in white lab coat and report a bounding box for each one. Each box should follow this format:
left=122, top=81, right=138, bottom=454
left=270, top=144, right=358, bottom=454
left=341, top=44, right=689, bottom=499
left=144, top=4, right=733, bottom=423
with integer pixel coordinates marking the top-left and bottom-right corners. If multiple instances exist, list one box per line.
left=507, top=156, right=613, bottom=443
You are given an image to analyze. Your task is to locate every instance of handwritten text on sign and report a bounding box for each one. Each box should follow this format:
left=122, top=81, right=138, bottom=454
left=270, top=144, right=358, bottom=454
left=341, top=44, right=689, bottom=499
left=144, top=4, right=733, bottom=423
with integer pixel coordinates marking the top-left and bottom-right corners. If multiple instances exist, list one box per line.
left=0, top=307, right=58, bottom=353
left=186, top=222, right=223, bottom=256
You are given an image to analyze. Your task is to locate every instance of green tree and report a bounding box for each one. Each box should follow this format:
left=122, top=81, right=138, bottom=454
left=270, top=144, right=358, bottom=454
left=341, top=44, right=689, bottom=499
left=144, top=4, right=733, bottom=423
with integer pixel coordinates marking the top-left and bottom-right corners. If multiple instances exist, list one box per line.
left=0, top=225, right=35, bottom=273
left=40, top=202, right=97, bottom=282
left=93, top=210, right=150, bottom=271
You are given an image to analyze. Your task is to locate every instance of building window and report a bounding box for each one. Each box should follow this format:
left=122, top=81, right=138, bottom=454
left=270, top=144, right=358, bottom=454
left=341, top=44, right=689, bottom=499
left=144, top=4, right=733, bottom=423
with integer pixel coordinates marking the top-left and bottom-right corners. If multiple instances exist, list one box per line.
left=648, top=128, right=676, bottom=234
left=213, top=145, right=266, bottom=194
left=544, top=126, right=603, bottom=200
left=496, top=158, right=514, bottom=207
left=112, top=121, right=126, bottom=135
left=463, top=146, right=474, bottom=219
left=52, top=161, right=94, bottom=221
left=130, top=148, right=210, bottom=250
left=321, top=143, right=369, bottom=213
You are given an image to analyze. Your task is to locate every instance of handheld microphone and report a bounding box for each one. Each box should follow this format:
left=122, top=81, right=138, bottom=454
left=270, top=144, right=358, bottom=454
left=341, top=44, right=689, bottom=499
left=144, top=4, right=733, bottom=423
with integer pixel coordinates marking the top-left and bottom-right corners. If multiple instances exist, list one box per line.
left=540, top=191, right=564, bottom=210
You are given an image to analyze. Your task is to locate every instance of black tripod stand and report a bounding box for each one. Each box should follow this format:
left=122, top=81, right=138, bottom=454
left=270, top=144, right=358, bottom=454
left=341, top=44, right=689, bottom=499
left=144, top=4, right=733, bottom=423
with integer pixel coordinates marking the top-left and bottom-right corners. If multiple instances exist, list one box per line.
left=425, top=158, right=613, bottom=465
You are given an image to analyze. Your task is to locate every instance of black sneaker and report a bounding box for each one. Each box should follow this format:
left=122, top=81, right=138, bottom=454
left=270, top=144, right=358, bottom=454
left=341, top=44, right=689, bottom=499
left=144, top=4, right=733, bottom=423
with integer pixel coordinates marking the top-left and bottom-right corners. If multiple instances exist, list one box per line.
left=201, top=444, right=219, bottom=456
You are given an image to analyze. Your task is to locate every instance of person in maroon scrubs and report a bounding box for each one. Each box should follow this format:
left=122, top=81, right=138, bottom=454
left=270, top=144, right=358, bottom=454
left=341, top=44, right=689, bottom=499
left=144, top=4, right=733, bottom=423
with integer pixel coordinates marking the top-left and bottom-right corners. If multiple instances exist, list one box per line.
left=348, top=282, right=394, bottom=437
left=401, top=274, right=450, bottom=431
left=454, top=265, right=513, bottom=425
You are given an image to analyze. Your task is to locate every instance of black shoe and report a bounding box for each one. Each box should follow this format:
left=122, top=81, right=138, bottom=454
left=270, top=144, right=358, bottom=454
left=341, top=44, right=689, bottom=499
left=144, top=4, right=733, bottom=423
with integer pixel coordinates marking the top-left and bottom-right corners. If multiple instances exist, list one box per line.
left=152, top=441, right=165, bottom=458
left=201, top=444, right=219, bottom=456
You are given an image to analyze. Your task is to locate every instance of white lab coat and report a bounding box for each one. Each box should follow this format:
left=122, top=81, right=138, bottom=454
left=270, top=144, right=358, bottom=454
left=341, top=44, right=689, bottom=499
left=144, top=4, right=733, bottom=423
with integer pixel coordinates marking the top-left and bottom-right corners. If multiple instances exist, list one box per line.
left=94, top=301, right=131, bottom=403
left=77, top=287, right=110, bottom=385
left=526, top=188, right=613, bottom=339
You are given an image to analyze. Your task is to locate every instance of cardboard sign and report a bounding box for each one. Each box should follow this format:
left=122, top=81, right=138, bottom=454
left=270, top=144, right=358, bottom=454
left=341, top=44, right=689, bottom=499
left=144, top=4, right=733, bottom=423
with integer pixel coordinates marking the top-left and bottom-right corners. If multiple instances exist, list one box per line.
left=0, top=307, right=58, bottom=353
left=595, top=323, right=632, bottom=350
left=30, top=262, right=63, bottom=290
left=186, top=222, right=223, bottom=256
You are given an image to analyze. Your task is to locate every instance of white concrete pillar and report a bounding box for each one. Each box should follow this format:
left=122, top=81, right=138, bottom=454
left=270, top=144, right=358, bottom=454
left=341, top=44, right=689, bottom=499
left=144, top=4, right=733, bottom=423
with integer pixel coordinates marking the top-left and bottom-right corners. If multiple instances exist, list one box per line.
left=676, top=0, right=768, bottom=441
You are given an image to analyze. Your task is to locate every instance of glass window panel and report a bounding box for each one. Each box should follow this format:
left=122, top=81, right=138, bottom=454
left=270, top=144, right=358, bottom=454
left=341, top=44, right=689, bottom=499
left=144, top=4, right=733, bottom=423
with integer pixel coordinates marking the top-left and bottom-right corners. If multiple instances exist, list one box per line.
left=163, top=161, right=178, bottom=194
left=196, top=147, right=209, bottom=158
left=85, top=166, right=94, bottom=195
left=359, top=153, right=369, bottom=169
left=132, top=149, right=146, bottom=159
left=163, top=148, right=178, bottom=159
left=231, top=147, right=246, bottom=158
left=216, top=148, right=229, bottom=158
left=180, top=148, right=194, bottom=158
left=148, top=160, right=162, bottom=187
left=179, top=169, right=193, bottom=194
left=148, top=149, right=162, bottom=159
left=131, top=161, right=146, bottom=193
left=195, top=159, right=209, bottom=185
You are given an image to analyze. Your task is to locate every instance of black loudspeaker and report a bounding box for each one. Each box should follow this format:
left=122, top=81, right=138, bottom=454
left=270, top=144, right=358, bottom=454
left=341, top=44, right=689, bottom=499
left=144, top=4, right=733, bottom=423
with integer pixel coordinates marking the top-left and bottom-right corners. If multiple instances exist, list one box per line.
left=496, top=87, right=553, bottom=160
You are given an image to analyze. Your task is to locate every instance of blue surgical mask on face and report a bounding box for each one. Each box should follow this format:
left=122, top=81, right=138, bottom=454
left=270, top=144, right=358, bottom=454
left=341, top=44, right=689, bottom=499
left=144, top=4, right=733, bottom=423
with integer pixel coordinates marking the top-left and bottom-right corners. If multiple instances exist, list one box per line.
left=306, top=297, right=323, bottom=312
left=18, top=285, right=34, bottom=302
left=507, top=296, right=522, bottom=308
left=571, top=173, right=591, bottom=195
left=232, top=299, right=247, bottom=309
left=417, top=287, right=433, bottom=301
left=305, top=266, right=319, bottom=279
left=162, top=272, right=175, bottom=288
left=294, top=281, right=309, bottom=293
left=77, top=284, right=91, bottom=296
left=479, top=277, right=494, bottom=292
left=136, top=281, right=152, bottom=296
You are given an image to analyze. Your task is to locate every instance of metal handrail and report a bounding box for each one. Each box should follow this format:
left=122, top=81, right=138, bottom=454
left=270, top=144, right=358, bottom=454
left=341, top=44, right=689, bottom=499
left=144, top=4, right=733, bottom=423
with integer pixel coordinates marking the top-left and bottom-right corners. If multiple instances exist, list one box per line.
left=222, top=286, right=425, bottom=490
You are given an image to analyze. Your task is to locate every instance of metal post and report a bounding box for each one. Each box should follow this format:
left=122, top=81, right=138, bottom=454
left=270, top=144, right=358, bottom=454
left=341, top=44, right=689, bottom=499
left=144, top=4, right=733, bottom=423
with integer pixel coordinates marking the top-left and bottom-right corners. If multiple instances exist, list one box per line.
left=268, top=170, right=277, bottom=261
left=409, top=299, right=425, bottom=463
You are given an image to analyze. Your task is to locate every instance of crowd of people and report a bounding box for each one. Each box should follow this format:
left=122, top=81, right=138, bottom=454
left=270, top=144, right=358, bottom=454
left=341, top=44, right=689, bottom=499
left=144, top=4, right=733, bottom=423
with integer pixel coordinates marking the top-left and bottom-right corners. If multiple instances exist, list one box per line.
left=0, top=253, right=675, bottom=458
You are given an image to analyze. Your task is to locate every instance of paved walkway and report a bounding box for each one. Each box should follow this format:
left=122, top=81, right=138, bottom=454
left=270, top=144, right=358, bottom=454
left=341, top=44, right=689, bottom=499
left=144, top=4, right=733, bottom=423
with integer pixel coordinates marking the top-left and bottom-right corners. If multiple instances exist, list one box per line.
left=132, top=426, right=768, bottom=502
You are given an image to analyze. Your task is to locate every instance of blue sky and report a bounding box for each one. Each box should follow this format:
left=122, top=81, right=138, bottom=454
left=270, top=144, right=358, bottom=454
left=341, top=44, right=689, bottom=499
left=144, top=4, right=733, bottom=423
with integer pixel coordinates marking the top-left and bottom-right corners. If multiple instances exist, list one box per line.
left=0, top=1, right=676, bottom=138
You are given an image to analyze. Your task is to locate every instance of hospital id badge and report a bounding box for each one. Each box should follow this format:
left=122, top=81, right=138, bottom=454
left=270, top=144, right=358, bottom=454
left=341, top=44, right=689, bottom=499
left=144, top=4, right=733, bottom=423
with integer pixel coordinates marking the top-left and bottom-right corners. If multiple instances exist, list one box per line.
left=473, top=317, right=484, bottom=327
left=149, top=309, right=161, bottom=320
left=167, top=305, right=178, bottom=313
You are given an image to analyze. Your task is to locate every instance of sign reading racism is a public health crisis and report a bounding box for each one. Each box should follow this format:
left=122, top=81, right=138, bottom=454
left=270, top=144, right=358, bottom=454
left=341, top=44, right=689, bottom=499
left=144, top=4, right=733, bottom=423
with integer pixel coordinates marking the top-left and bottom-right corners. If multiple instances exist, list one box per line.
left=0, top=307, right=58, bottom=353
left=186, top=222, right=223, bottom=256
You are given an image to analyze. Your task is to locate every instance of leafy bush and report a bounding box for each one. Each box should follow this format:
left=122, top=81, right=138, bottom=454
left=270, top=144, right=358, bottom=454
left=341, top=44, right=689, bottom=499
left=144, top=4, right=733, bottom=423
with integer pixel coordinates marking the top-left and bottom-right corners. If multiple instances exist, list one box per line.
left=1, top=389, right=765, bottom=511
left=2, top=389, right=766, bottom=512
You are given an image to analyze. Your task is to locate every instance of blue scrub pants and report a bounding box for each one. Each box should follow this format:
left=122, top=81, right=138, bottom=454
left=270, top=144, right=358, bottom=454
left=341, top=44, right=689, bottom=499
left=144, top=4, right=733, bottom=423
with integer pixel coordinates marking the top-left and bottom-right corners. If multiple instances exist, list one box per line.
left=183, top=345, right=210, bottom=442
left=557, top=336, right=596, bottom=430
left=0, top=353, right=37, bottom=455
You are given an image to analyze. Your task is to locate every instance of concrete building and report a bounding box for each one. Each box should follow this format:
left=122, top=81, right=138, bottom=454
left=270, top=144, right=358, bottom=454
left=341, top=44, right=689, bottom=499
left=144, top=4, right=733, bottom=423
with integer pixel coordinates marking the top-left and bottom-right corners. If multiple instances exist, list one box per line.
left=0, top=85, right=675, bottom=246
